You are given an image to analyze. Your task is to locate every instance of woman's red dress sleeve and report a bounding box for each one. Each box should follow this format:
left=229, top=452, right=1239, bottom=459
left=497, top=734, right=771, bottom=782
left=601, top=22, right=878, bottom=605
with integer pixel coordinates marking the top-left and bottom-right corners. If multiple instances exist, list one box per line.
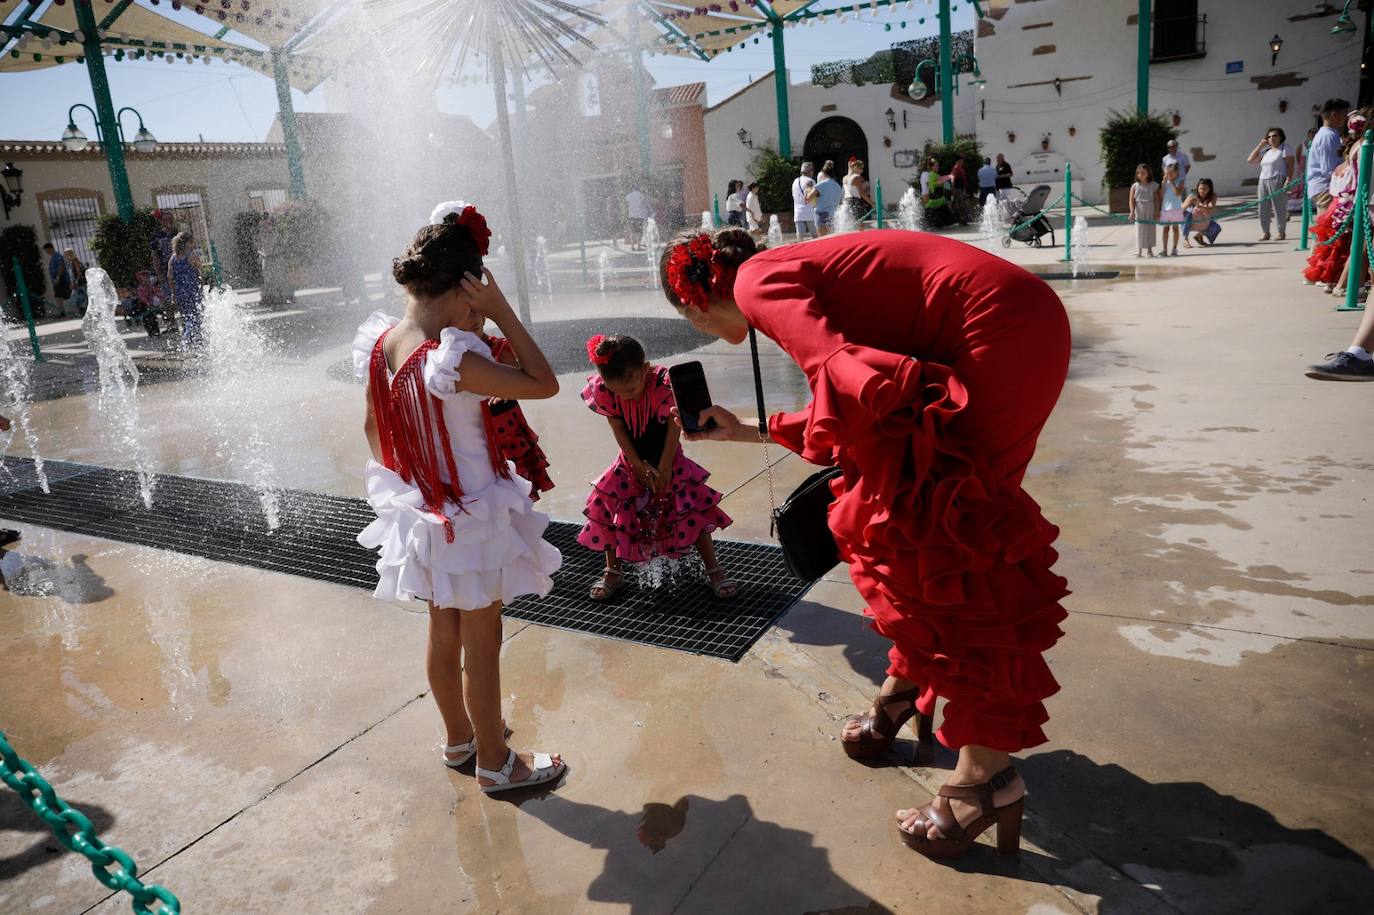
left=736, top=257, right=924, bottom=467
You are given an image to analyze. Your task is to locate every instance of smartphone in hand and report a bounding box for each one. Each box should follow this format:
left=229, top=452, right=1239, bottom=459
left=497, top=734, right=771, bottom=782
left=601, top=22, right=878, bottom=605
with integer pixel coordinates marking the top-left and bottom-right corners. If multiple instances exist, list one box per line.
left=668, top=361, right=717, bottom=434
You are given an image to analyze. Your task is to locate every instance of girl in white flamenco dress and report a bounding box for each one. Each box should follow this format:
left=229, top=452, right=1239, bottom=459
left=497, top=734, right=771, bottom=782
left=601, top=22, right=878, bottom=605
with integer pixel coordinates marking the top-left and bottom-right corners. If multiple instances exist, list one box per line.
left=353, top=201, right=565, bottom=794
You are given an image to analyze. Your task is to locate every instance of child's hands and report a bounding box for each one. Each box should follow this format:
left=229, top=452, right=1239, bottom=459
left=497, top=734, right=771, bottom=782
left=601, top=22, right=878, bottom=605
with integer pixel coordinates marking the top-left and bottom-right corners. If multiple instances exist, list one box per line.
left=632, top=460, right=659, bottom=489
left=652, top=467, right=670, bottom=495
left=458, top=269, right=514, bottom=322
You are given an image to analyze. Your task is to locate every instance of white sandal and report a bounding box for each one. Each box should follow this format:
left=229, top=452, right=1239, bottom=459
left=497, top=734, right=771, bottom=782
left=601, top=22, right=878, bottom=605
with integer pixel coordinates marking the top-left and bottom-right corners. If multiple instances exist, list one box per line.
left=704, top=565, right=739, bottom=599
left=477, top=749, right=565, bottom=794
left=443, top=737, right=476, bottom=768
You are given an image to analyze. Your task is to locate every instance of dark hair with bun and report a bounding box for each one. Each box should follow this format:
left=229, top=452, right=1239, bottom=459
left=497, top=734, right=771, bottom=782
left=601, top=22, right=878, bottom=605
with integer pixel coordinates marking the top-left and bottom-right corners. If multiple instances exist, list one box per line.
left=658, top=226, right=763, bottom=309
left=590, top=334, right=646, bottom=381
left=392, top=221, right=483, bottom=298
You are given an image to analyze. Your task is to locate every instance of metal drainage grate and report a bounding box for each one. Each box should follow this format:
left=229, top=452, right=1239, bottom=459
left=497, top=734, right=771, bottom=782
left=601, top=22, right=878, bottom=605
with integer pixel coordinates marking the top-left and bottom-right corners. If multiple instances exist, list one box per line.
left=0, top=458, right=815, bottom=662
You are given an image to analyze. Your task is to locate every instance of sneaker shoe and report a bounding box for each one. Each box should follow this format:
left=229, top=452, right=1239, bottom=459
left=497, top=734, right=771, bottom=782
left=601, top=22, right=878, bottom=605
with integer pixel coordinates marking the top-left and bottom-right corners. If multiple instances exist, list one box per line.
left=1305, top=351, right=1374, bottom=381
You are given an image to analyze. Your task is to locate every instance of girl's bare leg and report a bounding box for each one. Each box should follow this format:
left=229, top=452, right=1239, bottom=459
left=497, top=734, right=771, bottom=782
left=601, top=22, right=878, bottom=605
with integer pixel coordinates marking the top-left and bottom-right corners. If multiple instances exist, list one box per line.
left=696, top=532, right=737, bottom=596
left=427, top=603, right=473, bottom=762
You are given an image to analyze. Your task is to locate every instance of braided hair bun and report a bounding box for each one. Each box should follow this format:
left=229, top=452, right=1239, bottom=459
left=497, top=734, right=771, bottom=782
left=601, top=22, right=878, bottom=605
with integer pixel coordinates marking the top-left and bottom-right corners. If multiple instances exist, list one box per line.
left=391, top=220, right=483, bottom=298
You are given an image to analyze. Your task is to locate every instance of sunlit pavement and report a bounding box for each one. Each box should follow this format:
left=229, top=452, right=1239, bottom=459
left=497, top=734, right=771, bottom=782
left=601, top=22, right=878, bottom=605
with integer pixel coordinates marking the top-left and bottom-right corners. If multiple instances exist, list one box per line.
left=3, top=216, right=1373, bottom=913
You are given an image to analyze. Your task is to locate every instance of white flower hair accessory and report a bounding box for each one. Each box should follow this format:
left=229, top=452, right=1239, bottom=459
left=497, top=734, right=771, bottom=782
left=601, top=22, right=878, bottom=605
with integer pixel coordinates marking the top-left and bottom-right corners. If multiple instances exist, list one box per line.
left=430, top=200, right=472, bottom=226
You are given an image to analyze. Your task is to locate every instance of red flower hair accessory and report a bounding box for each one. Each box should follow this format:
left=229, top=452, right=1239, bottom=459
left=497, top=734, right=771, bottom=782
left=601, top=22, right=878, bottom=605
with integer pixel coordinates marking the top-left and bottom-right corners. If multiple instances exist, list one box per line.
left=430, top=200, right=492, bottom=256
left=665, top=233, right=722, bottom=309
left=586, top=334, right=611, bottom=365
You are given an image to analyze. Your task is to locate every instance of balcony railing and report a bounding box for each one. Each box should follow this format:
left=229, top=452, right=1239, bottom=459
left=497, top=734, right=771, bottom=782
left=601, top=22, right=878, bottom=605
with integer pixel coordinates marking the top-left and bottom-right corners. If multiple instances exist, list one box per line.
left=1152, top=13, right=1208, bottom=63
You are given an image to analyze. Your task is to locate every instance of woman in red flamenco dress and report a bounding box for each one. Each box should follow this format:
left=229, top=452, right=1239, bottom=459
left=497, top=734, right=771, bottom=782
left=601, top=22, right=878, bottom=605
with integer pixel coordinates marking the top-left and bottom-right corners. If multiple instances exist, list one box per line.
left=1303, top=144, right=1359, bottom=290
left=659, top=227, right=1071, bottom=860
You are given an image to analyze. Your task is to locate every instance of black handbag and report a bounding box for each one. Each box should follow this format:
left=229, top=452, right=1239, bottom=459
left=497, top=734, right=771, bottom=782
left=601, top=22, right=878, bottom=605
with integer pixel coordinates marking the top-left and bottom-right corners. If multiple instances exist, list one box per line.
left=748, top=328, right=843, bottom=581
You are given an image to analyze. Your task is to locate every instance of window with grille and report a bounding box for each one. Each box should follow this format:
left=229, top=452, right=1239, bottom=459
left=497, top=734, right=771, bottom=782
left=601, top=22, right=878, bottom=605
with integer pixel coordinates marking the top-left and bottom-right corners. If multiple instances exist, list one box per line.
left=249, top=188, right=288, bottom=214
left=1153, top=0, right=1206, bottom=62
left=152, top=187, right=212, bottom=257
left=38, top=190, right=105, bottom=268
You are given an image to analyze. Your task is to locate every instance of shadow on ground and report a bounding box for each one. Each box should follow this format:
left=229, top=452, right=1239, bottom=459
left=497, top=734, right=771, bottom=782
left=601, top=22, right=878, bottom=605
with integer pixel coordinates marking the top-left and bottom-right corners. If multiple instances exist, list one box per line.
left=0, top=792, right=116, bottom=882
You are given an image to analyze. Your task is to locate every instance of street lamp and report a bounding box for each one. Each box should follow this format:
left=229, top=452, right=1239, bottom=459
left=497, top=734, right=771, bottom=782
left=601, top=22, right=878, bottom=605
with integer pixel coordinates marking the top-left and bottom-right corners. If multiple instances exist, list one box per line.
left=1269, top=34, right=1284, bottom=66
left=60, top=104, right=158, bottom=154
left=885, top=108, right=896, bottom=130
left=1, top=162, right=22, bottom=220
left=737, top=128, right=753, bottom=148
left=909, top=54, right=983, bottom=100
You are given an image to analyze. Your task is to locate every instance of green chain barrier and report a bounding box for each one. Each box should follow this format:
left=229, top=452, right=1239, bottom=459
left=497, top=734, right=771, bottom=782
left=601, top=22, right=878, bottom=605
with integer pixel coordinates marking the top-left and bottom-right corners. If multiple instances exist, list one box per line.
left=1339, top=129, right=1373, bottom=313
left=1069, top=175, right=1305, bottom=226
left=0, top=731, right=181, bottom=915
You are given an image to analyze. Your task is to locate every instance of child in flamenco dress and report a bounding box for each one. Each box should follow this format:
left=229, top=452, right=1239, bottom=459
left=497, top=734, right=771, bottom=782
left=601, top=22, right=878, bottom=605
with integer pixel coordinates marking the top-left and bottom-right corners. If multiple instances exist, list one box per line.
left=578, top=333, right=737, bottom=601
left=1305, top=121, right=1364, bottom=293
left=354, top=200, right=565, bottom=794
left=459, top=311, right=556, bottom=502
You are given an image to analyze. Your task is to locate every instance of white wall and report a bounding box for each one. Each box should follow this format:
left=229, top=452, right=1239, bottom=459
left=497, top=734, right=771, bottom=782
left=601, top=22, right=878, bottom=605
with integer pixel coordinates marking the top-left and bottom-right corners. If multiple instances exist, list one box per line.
left=706, top=72, right=977, bottom=214
left=975, top=0, right=1362, bottom=202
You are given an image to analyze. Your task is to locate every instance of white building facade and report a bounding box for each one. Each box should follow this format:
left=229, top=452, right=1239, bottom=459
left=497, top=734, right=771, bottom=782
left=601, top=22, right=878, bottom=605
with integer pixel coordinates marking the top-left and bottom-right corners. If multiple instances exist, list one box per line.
left=704, top=2, right=1363, bottom=207
left=705, top=73, right=977, bottom=215
left=975, top=0, right=1361, bottom=202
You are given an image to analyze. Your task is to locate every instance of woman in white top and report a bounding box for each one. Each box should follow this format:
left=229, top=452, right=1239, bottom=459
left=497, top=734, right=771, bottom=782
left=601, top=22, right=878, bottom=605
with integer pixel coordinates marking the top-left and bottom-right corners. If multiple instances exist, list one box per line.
left=1247, top=126, right=1295, bottom=241
left=843, top=158, right=873, bottom=220
left=745, top=181, right=764, bottom=234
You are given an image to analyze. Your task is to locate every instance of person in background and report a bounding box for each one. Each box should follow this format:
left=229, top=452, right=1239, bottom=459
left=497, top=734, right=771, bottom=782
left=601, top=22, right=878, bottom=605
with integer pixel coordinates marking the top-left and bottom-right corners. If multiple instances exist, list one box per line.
left=1247, top=126, right=1295, bottom=241
left=169, top=232, right=204, bottom=348
left=792, top=161, right=818, bottom=239
left=1158, top=162, right=1186, bottom=256
left=1130, top=163, right=1161, bottom=258
left=1289, top=127, right=1316, bottom=217
left=977, top=158, right=999, bottom=207
left=1182, top=178, right=1220, bottom=248
left=725, top=180, right=746, bottom=228
left=1162, top=139, right=1191, bottom=188
left=1305, top=291, right=1374, bottom=380
left=1307, top=98, right=1351, bottom=210
left=949, top=155, right=970, bottom=195
left=994, top=153, right=1014, bottom=191
left=44, top=242, right=69, bottom=315
left=745, top=181, right=764, bottom=235
left=149, top=208, right=176, bottom=298
left=814, top=161, right=843, bottom=235
left=842, top=158, right=873, bottom=221
left=625, top=186, right=647, bottom=252
left=919, top=157, right=940, bottom=202
left=62, top=248, right=88, bottom=317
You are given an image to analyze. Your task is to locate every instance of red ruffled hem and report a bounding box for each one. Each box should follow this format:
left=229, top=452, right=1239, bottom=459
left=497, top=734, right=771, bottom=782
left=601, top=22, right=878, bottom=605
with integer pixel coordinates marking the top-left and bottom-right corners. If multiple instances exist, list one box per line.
left=578, top=451, right=732, bottom=563
left=1304, top=207, right=1351, bottom=286
left=491, top=405, right=554, bottom=502
left=773, top=346, right=1067, bottom=753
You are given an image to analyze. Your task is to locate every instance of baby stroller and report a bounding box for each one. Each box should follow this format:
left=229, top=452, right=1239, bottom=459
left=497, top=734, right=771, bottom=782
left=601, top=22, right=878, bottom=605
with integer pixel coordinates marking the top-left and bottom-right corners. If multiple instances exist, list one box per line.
left=1002, top=184, right=1056, bottom=248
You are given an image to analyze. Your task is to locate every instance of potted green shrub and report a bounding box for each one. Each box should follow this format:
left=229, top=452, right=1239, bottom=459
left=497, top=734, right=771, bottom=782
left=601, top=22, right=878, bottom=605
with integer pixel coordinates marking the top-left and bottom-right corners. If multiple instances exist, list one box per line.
left=91, top=208, right=159, bottom=289
left=747, top=146, right=799, bottom=233
left=1100, top=110, right=1177, bottom=213
left=0, top=224, right=47, bottom=319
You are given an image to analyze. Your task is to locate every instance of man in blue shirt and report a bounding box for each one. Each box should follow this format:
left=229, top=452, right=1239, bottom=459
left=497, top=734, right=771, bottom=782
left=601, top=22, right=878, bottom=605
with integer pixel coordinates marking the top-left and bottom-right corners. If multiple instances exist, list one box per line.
left=813, top=160, right=844, bottom=235
left=43, top=242, right=69, bottom=312
left=1306, top=98, right=1350, bottom=208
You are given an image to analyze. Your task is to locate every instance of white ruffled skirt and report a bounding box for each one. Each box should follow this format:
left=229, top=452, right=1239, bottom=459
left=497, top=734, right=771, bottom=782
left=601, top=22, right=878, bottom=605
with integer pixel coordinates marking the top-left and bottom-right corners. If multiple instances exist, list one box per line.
left=357, top=461, right=562, bottom=610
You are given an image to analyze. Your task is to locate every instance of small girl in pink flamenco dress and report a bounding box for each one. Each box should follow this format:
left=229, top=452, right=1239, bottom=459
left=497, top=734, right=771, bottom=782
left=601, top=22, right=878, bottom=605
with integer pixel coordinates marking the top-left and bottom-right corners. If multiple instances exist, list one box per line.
left=577, top=333, right=736, bottom=601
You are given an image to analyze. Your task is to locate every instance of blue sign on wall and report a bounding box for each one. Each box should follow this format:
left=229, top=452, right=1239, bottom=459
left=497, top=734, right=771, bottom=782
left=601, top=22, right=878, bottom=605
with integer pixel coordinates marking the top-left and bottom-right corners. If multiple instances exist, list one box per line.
left=1226, top=60, right=1244, bottom=74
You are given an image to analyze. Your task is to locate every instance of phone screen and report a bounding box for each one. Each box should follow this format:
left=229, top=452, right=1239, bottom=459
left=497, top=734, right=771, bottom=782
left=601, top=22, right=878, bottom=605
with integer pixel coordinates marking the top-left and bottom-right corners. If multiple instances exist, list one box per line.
left=668, top=361, right=716, bottom=433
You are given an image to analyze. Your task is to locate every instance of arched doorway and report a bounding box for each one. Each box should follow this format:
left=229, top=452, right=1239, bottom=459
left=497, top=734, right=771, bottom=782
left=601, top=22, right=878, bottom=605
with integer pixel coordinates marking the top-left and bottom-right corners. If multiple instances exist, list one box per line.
left=803, top=117, right=869, bottom=177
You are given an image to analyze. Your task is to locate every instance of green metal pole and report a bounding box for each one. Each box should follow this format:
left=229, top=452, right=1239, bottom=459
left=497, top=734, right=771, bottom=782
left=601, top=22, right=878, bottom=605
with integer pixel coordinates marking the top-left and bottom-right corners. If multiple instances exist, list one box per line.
left=489, top=38, right=533, bottom=325
left=1298, top=144, right=1312, bottom=250
left=1062, top=163, right=1073, bottom=261
left=1137, top=0, right=1151, bottom=114
left=713, top=193, right=721, bottom=227
left=271, top=49, right=307, bottom=199
left=11, top=257, right=42, bottom=362
left=74, top=1, right=133, bottom=219
left=939, top=0, right=954, bottom=144
left=770, top=23, right=792, bottom=158
left=630, top=5, right=653, bottom=174
left=875, top=180, right=884, bottom=228
left=1338, top=128, right=1372, bottom=312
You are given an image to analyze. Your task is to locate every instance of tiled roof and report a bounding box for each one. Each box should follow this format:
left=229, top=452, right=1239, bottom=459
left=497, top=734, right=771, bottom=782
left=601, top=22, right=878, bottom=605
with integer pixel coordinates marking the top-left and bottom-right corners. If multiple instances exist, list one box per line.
left=653, top=82, right=706, bottom=106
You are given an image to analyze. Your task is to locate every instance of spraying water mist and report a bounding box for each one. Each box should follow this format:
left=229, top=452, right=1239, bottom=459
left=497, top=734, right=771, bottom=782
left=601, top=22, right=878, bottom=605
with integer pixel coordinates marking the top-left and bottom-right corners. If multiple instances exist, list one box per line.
left=767, top=214, right=783, bottom=248
left=598, top=250, right=610, bottom=292
left=81, top=268, right=155, bottom=507
left=700, top=211, right=714, bottom=231
left=898, top=188, right=925, bottom=232
left=0, top=322, right=48, bottom=494
left=1071, top=215, right=1090, bottom=278
left=980, top=201, right=1002, bottom=253
left=642, top=216, right=661, bottom=290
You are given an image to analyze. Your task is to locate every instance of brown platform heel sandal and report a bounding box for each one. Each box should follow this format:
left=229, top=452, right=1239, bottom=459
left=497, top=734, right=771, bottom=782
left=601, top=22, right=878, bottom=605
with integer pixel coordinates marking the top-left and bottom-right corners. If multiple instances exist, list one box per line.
left=898, top=766, right=1024, bottom=860
left=840, top=687, right=935, bottom=765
